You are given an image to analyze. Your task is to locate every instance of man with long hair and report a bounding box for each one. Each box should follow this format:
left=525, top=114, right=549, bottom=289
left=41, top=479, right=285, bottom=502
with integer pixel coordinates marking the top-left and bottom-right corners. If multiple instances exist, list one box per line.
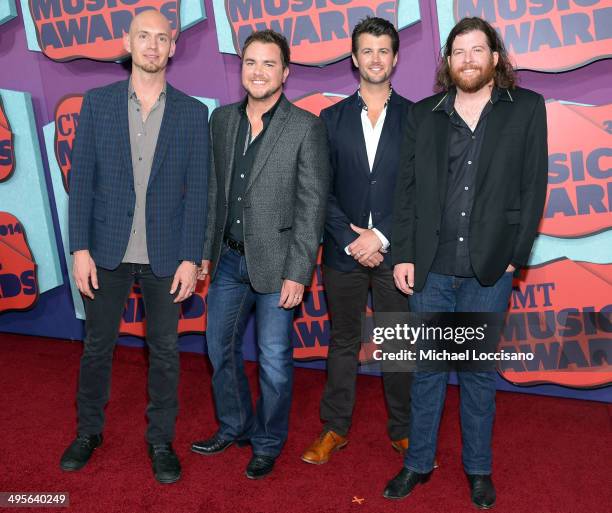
left=387, top=17, right=547, bottom=508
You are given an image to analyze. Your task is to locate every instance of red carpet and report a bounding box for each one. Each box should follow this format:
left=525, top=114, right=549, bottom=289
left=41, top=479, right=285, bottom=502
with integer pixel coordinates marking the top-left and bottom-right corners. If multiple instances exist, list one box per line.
left=0, top=333, right=609, bottom=513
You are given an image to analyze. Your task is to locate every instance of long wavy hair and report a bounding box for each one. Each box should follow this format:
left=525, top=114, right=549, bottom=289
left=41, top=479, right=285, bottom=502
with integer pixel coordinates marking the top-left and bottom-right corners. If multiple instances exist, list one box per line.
left=435, top=17, right=517, bottom=92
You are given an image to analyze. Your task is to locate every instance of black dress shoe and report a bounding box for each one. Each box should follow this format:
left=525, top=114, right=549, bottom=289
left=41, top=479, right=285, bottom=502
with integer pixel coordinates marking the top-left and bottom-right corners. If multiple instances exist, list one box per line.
left=467, top=474, right=496, bottom=509
left=383, top=468, right=432, bottom=500
left=60, top=434, right=103, bottom=471
left=245, top=455, right=275, bottom=479
left=148, top=443, right=181, bottom=484
left=191, top=436, right=249, bottom=455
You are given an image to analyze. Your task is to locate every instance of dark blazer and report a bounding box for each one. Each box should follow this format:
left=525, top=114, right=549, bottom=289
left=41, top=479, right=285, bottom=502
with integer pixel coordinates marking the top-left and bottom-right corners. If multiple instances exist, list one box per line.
left=69, top=80, right=209, bottom=278
left=392, top=87, right=548, bottom=291
left=203, top=95, right=330, bottom=293
left=321, top=91, right=412, bottom=272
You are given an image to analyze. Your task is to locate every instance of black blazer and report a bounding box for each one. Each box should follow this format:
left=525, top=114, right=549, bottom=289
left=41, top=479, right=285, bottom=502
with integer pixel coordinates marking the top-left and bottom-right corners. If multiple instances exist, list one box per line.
left=321, top=91, right=412, bottom=272
left=392, top=87, right=548, bottom=291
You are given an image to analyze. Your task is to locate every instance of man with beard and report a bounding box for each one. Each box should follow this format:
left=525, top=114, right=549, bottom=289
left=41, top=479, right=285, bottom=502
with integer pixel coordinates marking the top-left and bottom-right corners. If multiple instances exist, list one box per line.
left=385, top=17, right=547, bottom=508
left=191, top=30, right=329, bottom=479
left=61, top=10, right=209, bottom=483
left=300, top=17, right=413, bottom=465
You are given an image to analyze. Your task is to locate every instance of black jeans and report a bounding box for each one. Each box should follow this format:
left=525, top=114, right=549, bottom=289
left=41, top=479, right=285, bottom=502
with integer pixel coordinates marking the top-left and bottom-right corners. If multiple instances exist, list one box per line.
left=320, top=264, right=413, bottom=440
left=76, top=263, right=180, bottom=444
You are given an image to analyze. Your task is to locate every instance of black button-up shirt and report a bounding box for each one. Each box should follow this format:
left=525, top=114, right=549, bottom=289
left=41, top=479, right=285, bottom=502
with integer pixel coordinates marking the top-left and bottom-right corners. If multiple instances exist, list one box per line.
left=225, top=95, right=283, bottom=242
left=430, top=87, right=512, bottom=277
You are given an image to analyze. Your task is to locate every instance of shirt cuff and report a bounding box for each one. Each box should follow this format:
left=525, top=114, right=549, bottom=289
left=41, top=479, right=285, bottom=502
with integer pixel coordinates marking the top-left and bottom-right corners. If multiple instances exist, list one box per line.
left=372, top=228, right=390, bottom=252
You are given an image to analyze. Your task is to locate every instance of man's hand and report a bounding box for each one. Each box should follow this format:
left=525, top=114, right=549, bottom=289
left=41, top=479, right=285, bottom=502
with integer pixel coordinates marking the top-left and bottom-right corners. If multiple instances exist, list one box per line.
left=73, top=249, right=98, bottom=299
left=394, top=263, right=415, bottom=295
left=170, top=261, right=198, bottom=303
left=197, top=260, right=211, bottom=280
left=348, top=224, right=383, bottom=262
left=506, top=264, right=516, bottom=273
left=279, top=279, right=305, bottom=309
left=358, top=251, right=384, bottom=268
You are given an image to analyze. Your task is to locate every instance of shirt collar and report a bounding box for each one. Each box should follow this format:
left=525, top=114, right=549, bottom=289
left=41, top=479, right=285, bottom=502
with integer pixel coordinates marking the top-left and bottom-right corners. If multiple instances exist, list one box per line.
left=239, top=93, right=284, bottom=121
left=357, top=84, right=393, bottom=112
left=128, top=78, right=167, bottom=102
left=432, top=86, right=513, bottom=115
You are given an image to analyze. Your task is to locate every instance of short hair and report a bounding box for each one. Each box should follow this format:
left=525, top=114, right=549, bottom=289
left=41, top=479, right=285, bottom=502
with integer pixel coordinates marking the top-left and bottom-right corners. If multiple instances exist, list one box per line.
left=241, top=30, right=291, bottom=69
left=435, top=17, right=517, bottom=91
left=351, top=16, right=400, bottom=56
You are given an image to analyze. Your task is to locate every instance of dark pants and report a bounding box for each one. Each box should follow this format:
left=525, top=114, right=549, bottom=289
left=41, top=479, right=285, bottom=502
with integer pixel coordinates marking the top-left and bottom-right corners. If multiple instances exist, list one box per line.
left=76, top=263, right=180, bottom=444
left=206, top=245, right=295, bottom=458
left=320, top=264, right=413, bottom=440
left=405, top=272, right=514, bottom=474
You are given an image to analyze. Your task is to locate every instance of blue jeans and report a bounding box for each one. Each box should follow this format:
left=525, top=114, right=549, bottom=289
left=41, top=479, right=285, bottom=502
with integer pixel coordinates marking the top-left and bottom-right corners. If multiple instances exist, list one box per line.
left=206, top=245, right=295, bottom=457
left=406, top=272, right=513, bottom=475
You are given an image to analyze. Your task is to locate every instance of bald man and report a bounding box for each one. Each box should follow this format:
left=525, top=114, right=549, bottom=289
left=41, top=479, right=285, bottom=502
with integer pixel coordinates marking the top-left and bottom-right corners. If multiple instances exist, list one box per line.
left=61, top=10, right=209, bottom=484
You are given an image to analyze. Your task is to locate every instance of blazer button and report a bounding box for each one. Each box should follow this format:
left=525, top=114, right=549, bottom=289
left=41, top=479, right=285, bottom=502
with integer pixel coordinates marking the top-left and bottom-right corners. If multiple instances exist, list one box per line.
left=436, top=230, right=440, bottom=235
left=127, top=211, right=133, bottom=218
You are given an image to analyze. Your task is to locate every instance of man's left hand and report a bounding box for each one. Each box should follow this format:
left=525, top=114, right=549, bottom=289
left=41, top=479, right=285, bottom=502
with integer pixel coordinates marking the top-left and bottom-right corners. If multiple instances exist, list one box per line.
left=279, top=279, right=305, bottom=309
left=170, top=261, right=198, bottom=303
left=348, top=224, right=383, bottom=262
left=506, top=264, right=516, bottom=273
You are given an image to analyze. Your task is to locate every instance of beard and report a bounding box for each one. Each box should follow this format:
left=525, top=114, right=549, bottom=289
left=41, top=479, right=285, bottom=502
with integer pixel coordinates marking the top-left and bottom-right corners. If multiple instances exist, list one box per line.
left=244, top=82, right=282, bottom=101
left=450, top=57, right=496, bottom=93
left=359, top=67, right=391, bottom=85
left=134, top=60, right=166, bottom=74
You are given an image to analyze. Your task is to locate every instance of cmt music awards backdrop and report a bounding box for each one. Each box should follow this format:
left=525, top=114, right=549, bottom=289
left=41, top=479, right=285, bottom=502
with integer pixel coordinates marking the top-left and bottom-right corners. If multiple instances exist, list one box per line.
left=0, top=0, right=610, bottom=401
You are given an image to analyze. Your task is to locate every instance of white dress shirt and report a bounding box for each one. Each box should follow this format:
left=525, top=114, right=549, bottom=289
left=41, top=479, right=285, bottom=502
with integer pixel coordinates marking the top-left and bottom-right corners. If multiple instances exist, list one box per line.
left=345, top=103, right=390, bottom=255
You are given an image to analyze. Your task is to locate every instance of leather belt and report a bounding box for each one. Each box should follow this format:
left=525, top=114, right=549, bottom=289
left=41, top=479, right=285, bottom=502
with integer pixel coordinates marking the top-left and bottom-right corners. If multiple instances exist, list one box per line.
left=224, top=237, right=245, bottom=255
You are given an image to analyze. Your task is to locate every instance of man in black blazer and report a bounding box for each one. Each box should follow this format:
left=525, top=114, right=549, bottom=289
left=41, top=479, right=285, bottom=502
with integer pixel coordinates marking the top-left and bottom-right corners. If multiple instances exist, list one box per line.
left=301, top=17, right=413, bottom=465
left=386, top=17, right=547, bottom=508
left=61, top=11, right=209, bottom=484
left=191, top=30, right=330, bottom=479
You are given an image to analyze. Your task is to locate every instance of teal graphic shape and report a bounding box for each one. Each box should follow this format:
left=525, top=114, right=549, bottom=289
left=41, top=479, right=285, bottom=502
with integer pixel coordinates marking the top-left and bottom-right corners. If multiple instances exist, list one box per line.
left=1, top=0, right=17, bottom=25
left=0, top=89, right=62, bottom=293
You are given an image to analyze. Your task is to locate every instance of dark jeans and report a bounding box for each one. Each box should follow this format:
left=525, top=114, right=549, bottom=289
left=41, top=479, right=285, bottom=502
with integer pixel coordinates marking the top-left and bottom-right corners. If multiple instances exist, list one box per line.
left=320, top=264, right=413, bottom=440
left=206, top=245, right=295, bottom=458
left=405, top=271, right=513, bottom=475
left=77, top=263, right=180, bottom=444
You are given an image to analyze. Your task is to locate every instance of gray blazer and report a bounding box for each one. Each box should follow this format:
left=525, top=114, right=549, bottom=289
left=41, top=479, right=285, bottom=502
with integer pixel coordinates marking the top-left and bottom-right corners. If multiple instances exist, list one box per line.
left=203, top=95, right=330, bottom=293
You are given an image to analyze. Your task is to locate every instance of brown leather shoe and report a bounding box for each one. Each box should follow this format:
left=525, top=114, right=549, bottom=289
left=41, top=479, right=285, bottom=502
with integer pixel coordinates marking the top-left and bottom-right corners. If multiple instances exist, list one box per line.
left=391, top=438, right=440, bottom=468
left=391, top=438, right=409, bottom=454
left=301, top=431, right=348, bottom=465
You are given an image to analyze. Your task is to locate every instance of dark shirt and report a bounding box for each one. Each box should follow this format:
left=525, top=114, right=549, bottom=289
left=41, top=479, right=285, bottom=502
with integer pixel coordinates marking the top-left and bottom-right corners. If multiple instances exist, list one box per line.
left=225, top=95, right=283, bottom=242
left=430, top=87, right=512, bottom=277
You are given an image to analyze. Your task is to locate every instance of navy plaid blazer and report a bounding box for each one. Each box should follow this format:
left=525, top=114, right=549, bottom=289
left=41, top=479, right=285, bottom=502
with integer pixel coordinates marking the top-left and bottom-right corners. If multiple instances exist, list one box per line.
left=69, top=80, right=209, bottom=277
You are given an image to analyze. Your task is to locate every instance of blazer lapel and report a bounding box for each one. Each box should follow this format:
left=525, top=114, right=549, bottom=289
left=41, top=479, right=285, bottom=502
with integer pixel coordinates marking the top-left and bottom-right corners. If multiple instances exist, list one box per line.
left=475, top=101, right=508, bottom=193
left=244, top=96, right=291, bottom=193
left=223, top=106, right=241, bottom=200
left=149, top=83, right=179, bottom=186
left=348, top=96, right=371, bottom=179
left=116, top=81, right=132, bottom=178
left=370, top=102, right=398, bottom=176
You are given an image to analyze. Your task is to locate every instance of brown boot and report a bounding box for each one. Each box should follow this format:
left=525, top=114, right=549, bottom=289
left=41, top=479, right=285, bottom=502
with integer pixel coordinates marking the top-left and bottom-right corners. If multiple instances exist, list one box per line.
left=391, top=438, right=439, bottom=468
left=391, top=438, right=409, bottom=454
left=301, top=430, right=348, bottom=465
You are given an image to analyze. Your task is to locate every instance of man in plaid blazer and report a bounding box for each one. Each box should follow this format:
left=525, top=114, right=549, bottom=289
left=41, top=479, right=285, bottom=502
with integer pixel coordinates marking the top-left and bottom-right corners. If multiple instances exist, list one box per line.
left=61, top=10, right=208, bottom=484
